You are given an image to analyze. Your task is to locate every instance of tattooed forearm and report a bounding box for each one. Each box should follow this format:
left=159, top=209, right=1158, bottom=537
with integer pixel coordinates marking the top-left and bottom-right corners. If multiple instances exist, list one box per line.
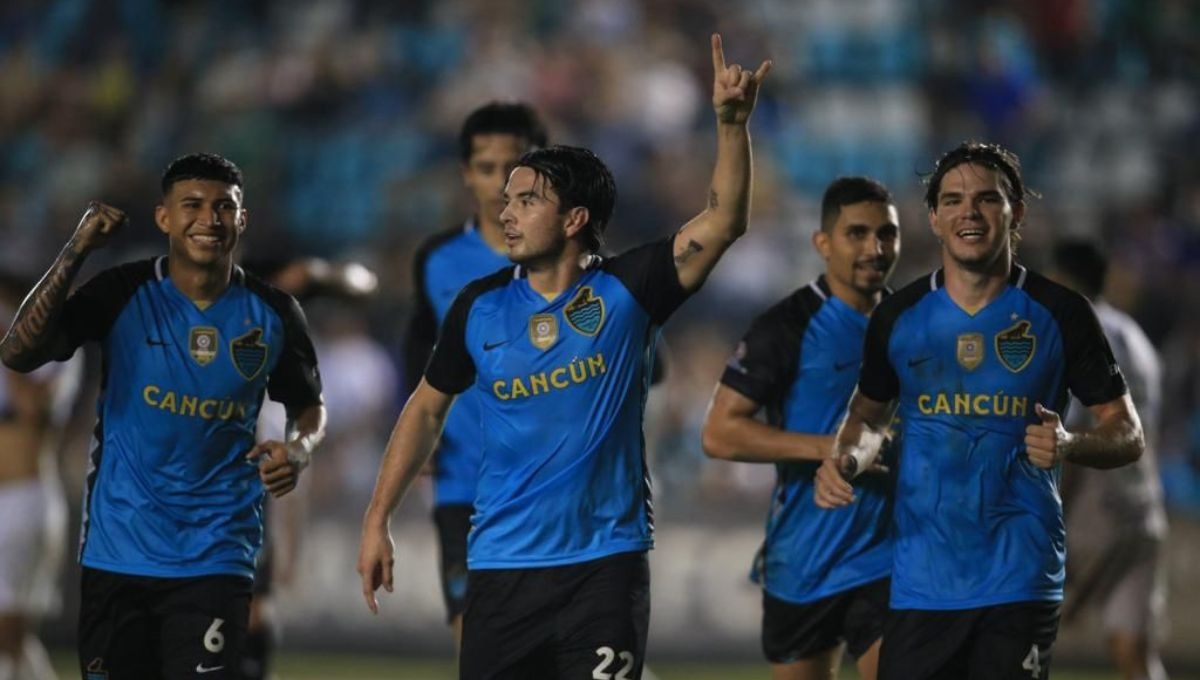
left=0, top=245, right=86, bottom=371
left=674, top=239, right=705, bottom=265
left=708, top=189, right=719, bottom=209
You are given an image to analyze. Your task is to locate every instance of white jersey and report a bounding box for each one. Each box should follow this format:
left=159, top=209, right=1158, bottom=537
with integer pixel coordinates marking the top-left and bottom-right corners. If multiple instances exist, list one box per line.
left=1066, top=300, right=1167, bottom=540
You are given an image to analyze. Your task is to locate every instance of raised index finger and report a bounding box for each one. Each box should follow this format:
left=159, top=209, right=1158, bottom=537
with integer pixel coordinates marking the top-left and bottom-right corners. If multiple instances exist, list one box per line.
left=711, top=33, right=726, bottom=73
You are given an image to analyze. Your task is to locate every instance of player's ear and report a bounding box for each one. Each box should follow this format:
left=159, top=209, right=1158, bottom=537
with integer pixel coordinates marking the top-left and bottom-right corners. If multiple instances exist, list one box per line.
left=812, top=229, right=830, bottom=259
left=154, top=204, right=170, bottom=235
left=563, top=206, right=589, bottom=239
left=1011, top=200, right=1025, bottom=230
left=237, top=208, right=248, bottom=234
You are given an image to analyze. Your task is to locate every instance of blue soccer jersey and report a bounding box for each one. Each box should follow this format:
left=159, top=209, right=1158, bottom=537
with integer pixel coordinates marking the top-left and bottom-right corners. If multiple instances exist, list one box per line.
left=424, top=236, right=689, bottom=569
left=721, top=276, right=892, bottom=605
left=405, top=220, right=511, bottom=506
left=54, top=257, right=323, bottom=580
left=859, top=265, right=1126, bottom=609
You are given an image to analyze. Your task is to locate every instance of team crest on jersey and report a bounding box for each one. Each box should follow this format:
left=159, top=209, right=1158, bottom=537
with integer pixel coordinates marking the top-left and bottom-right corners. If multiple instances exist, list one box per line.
left=230, top=328, right=268, bottom=380
left=995, top=319, right=1036, bottom=373
left=564, top=286, right=605, bottom=336
left=189, top=326, right=219, bottom=366
left=529, top=313, right=558, bottom=350
left=957, top=333, right=984, bottom=371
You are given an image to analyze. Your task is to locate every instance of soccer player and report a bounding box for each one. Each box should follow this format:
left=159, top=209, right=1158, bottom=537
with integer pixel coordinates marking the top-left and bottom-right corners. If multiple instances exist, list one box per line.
left=0, top=275, right=82, bottom=680
left=1050, top=239, right=1170, bottom=680
left=0, top=153, right=326, bottom=680
left=814, top=141, right=1145, bottom=680
left=359, top=34, right=770, bottom=679
left=702, top=177, right=900, bottom=680
left=404, top=101, right=547, bottom=647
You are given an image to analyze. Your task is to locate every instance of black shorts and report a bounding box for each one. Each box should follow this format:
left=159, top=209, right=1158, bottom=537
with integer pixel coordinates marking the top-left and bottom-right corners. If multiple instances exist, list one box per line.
left=879, top=601, right=1061, bottom=680
left=433, top=503, right=473, bottom=623
left=762, top=577, right=890, bottom=663
left=79, top=566, right=253, bottom=680
left=460, top=551, right=650, bottom=680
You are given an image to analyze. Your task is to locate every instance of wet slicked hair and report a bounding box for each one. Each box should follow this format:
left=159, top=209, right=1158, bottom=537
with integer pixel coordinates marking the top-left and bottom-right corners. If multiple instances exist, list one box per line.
left=923, top=141, right=1030, bottom=212
left=161, top=153, right=244, bottom=195
left=820, top=176, right=893, bottom=233
left=1052, top=238, right=1108, bottom=298
left=459, top=102, right=549, bottom=162
left=516, top=145, right=616, bottom=254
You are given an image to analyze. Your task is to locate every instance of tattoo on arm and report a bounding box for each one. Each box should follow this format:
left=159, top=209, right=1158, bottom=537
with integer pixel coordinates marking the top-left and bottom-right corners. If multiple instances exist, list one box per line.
left=708, top=189, right=719, bottom=209
left=674, top=239, right=705, bottom=265
left=0, top=246, right=85, bottom=369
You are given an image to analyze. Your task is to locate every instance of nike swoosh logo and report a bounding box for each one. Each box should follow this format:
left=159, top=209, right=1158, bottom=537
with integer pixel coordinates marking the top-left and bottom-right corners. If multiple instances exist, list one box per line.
left=483, top=340, right=506, bottom=351
left=195, top=664, right=225, bottom=674
left=145, top=338, right=169, bottom=347
left=833, top=360, right=857, bottom=371
left=907, top=356, right=933, bottom=368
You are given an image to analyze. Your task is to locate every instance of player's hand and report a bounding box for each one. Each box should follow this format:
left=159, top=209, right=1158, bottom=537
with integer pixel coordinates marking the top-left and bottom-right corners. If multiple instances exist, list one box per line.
left=69, top=201, right=127, bottom=254
left=248, top=441, right=301, bottom=497
left=814, top=456, right=855, bottom=508
left=357, top=522, right=395, bottom=614
left=1025, top=403, right=1072, bottom=469
left=711, top=33, right=771, bottom=125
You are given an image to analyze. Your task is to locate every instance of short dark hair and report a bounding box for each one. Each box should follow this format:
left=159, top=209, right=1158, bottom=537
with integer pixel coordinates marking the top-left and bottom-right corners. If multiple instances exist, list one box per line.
left=923, top=141, right=1030, bottom=212
left=459, top=102, right=548, bottom=163
left=161, top=153, right=244, bottom=195
left=820, top=176, right=893, bottom=233
left=1051, top=238, right=1108, bottom=298
left=516, top=145, right=617, bottom=254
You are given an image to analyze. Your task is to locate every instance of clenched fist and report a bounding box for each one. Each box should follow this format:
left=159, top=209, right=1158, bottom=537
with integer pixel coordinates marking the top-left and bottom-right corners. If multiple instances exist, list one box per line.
left=69, top=201, right=127, bottom=255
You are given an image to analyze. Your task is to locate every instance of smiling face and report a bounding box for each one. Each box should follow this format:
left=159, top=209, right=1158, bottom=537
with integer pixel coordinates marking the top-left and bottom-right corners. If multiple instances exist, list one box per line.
left=929, top=162, right=1023, bottom=273
left=815, top=200, right=900, bottom=306
left=155, top=179, right=245, bottom=270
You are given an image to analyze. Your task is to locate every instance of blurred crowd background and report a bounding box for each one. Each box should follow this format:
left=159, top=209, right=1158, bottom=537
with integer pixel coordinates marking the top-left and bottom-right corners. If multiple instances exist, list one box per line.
left=3, top=0, right=1200, bottom=667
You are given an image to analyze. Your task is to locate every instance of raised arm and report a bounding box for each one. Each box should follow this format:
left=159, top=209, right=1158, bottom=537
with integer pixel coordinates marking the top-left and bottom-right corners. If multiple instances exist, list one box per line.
left=358, top=379, right=455, bottom=613
left=0, top=202, right=125, bottom=372
left=814, top=390, right=894, bottom=508
left=673, top=34, right=771, bottom=292
left=701, top=385, right=833, bottom=463
left=1024, top=395, right=1143, bottom=470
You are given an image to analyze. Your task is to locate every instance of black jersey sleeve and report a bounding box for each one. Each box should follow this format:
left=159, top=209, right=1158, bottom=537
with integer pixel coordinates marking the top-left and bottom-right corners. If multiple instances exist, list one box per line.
left=1024, top=272, right=1128, bottom=407
left=54, top=259, right=155, bottom=360
left=242, top=276, right=324, bottom=415
left=605, top=235, right=691, bottom=326
left=424, top=269, right=509, bottom=395
left=402, top=230, right=456, bottom=396
left=856, top=279, right=922, bottom=403
left=267, top=296, right=324, bottom=415
left=719, top=290, right=816, bottom=409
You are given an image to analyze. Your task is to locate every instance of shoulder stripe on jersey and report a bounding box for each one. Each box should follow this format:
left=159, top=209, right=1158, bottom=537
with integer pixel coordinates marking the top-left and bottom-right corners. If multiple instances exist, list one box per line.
left=808, top=276, right=829, bottom=301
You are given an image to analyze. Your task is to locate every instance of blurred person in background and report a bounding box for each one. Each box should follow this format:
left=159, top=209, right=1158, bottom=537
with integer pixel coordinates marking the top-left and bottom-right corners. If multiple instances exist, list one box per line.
left=359, top=34, right=770, bottom=679
left=404, top=101, right=548, bottom=649
left=240, top=256, right=377, bottom=680
left=702, top=177, right=901, bottom=680
left=1050, top=239, right=1170, bottom=680
left=0, top=153, right=326, bottom=679
left=815, top=142, right=1144, bottom=680
left=0, top=274, right=83, bottom=680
